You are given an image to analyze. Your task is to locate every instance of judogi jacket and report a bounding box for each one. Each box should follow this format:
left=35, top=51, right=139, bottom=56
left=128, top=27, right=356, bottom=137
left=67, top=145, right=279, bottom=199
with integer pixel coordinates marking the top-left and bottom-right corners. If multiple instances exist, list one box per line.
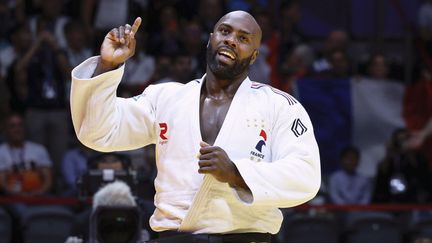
left=71, top=56, right=321, bottom=234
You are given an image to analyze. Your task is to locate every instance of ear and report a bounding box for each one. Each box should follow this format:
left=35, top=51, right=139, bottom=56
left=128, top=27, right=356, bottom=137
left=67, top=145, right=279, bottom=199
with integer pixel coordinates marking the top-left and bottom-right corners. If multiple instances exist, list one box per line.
left=207, top=33, right=213, bottom=48
left=249, top=50, right=259, bottom=65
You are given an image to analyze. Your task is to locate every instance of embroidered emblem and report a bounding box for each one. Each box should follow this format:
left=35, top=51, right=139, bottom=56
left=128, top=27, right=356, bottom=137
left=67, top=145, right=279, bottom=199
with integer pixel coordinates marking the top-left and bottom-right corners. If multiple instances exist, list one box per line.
left=255, top=129, right=267, bottom=152
left=159, top=123, right=168, bottom=142
left=291, top=118, right=307, bottom=137
left=250, top=129, right=267, bottom=160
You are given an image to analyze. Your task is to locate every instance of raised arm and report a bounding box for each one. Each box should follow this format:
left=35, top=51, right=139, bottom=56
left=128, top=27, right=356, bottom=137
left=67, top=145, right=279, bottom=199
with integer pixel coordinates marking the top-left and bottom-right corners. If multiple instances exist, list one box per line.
left=70, top=17, right=158, bottom=152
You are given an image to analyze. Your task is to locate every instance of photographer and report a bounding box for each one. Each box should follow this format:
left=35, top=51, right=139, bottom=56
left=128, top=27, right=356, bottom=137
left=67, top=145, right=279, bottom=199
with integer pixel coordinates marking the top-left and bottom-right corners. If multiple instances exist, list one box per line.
left=67, top=181, right=143, bottom=243
left=372, top=128, right=432, bottom=203
left=69, top=152, right=154, bottom=242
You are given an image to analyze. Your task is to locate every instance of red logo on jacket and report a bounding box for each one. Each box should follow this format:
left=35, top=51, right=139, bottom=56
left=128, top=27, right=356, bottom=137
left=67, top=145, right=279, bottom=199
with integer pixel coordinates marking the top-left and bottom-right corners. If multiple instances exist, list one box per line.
left=159, top=123, right=168, bottom=140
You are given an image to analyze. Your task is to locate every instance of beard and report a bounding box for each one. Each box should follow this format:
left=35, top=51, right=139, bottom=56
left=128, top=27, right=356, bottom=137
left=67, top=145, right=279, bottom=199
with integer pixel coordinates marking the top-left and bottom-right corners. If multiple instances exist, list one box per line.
left=206, top=44, right=253, bottom=80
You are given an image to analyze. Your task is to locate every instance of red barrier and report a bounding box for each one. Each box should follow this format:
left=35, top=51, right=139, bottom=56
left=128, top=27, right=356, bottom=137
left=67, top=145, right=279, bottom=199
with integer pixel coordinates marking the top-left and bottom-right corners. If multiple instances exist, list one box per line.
left=295, top=203, right=432, bottom=211
left=0, top=196, right=91, bottom=205
left=0, top=196, right=431, bottom=211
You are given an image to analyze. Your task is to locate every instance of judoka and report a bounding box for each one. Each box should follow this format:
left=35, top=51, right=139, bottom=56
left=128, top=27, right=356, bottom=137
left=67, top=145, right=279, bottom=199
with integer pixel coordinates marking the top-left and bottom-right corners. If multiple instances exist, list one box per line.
left=70, top=10, right=321, bottom=242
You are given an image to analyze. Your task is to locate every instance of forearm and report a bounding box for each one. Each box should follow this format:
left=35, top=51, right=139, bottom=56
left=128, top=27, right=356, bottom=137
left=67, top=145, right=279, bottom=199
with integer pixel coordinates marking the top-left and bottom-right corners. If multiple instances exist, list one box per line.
left=233, top=154, right=321, bottom=207
left=55, top=50, right=73, bottom=80
left=15, top=43, right=39, bottom=71
left=228, top=167, right=251, bottom=194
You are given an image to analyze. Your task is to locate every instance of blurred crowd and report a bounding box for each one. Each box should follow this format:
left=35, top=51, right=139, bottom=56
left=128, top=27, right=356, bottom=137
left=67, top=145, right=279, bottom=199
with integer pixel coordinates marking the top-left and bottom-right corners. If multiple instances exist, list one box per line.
left=0, top=0, right=431, bottom=242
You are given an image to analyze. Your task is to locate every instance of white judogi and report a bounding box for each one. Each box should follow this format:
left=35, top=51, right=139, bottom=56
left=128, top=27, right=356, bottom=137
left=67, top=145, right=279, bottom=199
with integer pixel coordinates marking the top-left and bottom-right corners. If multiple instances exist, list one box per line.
left=70, top=56, right=321, bottom=234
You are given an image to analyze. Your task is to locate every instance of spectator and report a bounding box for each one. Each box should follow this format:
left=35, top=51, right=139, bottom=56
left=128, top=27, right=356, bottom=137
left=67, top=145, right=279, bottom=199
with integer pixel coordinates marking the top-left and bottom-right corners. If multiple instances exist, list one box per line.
left=28, top=0, right=69, bottom=49
left=0, top=24, right=32, bottom=82
left=88, top=152, right=131, bottom=171
left=278, top=0, right=305, bottom=67
left=0, top=112, right=53, bottom=196
left=328, top=146, right=371, bottom=205
left=197, top=0, right=224, bottom=37
left=0, top=0, right=25, bottom=49
left=249, top=10, right=280, bottom=86
left=154, top=52, right=194, bottom=84
left=312, top=30, right=350, bottom=73
left=366, top=53, right=390, bottom=81
left=8, top=27, right=70, bottom=173
left=148, top=53, right=172, bottom=84
left=60, top=142, right=95, bottom=196
left=63, top=20, right=93, bottom=69
left=3, top=24, right=33, bottom=114
left=325, top=49, right=352, bottom=78
left=147, top=5, right=181, bottom=56
left=0, top=112, right=53, bottom=243
left=179, top=19, right=207, bottom=77
left=372, top=128, right=432, bottom=203
left=66, top=181, right=145, bottom=243
left=81, top=0, right=147, bottom=52
left=404, top=66, right=432, bottom=168
left=70, top=153, right=156, bottom=242
left=279, top=44, right=314, bottom=94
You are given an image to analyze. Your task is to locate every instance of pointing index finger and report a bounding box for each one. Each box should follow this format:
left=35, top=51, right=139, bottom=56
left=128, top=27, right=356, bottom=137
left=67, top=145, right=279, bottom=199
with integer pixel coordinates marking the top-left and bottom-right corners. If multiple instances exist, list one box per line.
left=130, top=17, right=142, bottom=37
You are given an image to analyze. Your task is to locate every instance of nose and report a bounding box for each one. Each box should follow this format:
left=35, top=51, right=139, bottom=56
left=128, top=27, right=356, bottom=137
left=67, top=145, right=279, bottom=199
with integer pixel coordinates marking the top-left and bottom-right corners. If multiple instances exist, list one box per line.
left=223, top=35, right=237, bottom=48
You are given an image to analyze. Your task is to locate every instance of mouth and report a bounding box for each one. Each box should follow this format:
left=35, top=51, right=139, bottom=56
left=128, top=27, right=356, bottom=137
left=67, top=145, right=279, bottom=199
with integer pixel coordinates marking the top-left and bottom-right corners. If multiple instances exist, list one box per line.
left=217, top=47, right=236, bottom=60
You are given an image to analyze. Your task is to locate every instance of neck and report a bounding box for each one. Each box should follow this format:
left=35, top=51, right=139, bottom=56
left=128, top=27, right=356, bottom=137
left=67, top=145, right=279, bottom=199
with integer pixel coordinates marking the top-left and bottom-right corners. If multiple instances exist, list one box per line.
left=204, top=68, right=247, bottom=99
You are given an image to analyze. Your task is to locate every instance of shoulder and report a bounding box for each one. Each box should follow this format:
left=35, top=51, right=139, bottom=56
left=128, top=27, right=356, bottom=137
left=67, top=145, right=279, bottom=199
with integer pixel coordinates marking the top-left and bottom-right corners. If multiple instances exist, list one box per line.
left=63, top=148, right=80, bottom=159
left=330, top=170, right=346, bottom=181
left=139, top=79, right=200, bottom=101
left=356, top=173, right=370, bottom=183
left=248, top=81, right=299, bottom=106
left=146, top=79, right=199, bottom=93
left=0, top=143, right=7, bottom=154
left=25, top=141, right=48, bottom=153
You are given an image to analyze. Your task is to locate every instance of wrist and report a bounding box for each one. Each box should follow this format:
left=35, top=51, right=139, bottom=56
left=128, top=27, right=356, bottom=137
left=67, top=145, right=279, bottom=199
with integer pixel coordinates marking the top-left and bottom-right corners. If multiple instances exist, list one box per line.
left=100, top=59, right=122, bottom=71
left=229, top=167, right=248, bottom=190
left=93, top=59, right=122, bottom=77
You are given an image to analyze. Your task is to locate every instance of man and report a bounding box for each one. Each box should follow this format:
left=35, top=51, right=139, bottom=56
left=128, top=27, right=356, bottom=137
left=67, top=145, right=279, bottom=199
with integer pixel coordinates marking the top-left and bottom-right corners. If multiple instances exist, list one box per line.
left=0, top=112, right=53, bottom=243
left=0, top=112, right=52, bottom=196
left=328, top=146, right=371, bottom=205
left=70, top=11, right=320, bottom=242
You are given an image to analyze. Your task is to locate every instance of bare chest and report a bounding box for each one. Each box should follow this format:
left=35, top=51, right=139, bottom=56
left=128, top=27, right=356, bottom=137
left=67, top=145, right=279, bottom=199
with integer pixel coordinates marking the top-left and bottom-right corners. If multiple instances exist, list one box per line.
left=199, top=97, right=232, bottom=145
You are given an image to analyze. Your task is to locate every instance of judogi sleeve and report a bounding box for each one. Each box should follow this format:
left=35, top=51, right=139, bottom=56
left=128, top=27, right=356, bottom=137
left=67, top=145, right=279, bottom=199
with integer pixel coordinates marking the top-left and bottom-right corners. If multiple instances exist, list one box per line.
left=232, top=101, right=321, bottom=208
left=70, top=56, right=157, bottom=152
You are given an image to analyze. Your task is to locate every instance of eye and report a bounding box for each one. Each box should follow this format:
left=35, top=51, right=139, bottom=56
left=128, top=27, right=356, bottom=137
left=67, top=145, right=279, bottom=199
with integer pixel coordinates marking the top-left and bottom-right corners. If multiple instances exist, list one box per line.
left=239, top=35, right=249, bottom=43
left=219, top=27, right=229, bottom=35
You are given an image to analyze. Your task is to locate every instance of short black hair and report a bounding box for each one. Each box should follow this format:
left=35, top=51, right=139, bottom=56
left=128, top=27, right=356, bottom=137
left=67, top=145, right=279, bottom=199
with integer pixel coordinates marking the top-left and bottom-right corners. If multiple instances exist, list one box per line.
left=340, top=145, right=360, bottom=159
left=88, top=152, right=131, bottom=170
